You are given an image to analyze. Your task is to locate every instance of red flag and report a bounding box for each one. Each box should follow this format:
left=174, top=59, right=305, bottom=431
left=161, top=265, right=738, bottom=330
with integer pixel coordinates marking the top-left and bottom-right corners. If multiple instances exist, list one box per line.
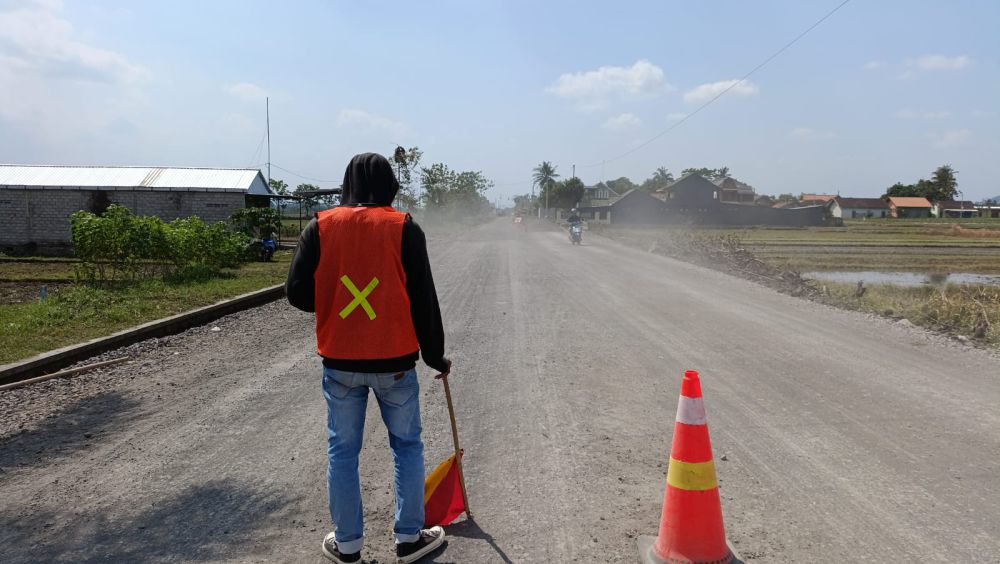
left=423, top=452, right=466, bottom=526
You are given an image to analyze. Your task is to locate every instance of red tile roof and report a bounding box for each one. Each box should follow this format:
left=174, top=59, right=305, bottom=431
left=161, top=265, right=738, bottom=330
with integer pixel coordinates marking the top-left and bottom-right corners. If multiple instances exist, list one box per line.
left=888, top=197, right=932, bottom=208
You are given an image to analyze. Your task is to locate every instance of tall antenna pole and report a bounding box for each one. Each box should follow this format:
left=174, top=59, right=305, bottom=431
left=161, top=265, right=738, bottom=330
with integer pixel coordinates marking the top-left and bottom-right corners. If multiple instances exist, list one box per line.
left=266, top=97, right=271, bottom=185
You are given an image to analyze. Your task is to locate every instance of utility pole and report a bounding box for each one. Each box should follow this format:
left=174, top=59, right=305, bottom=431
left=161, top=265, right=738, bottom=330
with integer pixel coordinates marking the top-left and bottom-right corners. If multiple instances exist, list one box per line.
left=572, top=164, right=576, bottom=179
left=266, top=97, right=271, bottom=185
left=531, top=179, right=536, bottom=218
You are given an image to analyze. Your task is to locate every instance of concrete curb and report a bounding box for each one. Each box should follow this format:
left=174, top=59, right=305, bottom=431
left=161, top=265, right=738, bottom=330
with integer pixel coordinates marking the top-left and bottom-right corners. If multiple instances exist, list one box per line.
left=0, top=284, right=285, bottom=386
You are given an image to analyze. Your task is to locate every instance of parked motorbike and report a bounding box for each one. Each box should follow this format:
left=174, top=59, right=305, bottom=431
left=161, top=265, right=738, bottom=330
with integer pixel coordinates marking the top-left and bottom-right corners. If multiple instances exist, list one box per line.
left=260, top=238, right=277, bottom=262
left=569, top=223, right=583, bottom=245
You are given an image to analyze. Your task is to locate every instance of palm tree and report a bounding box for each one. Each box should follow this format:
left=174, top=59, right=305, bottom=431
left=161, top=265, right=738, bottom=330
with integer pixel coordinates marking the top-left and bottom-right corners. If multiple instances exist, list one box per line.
left=653, top=166, right=674, bottom=185
left=532, top=161, right=560, bottom=214
left=532, top=161, right=559, bottom=190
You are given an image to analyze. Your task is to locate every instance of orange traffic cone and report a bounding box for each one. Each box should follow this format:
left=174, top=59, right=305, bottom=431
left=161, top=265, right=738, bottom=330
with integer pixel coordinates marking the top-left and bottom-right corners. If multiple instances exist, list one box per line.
left=638, top=370, right=742, bottom=564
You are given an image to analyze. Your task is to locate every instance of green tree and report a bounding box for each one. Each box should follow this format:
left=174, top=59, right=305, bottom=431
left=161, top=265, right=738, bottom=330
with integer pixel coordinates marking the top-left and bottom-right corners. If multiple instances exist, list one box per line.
left=883, top=165, right=960, bottom=201
left=229, top=206, right=282, bottom=239
left=681, top=167, right=730, bottom=181
left=420, top=163, right=455, bottom=209
left=929, top=164, right=959, bottom=201
left=532, top=161, right=559, bottom=207
left=294, top=183, right=320, bottom=213
left=451, top=170, right=494, bottom=214
left=653, top=166, right=674, bottom=184
left=552, top=177, right=586, bottom=208
left=884, top=182, right=920, bottom=198
left=641, top=166, right=675, bottom=192
left=420, top=163, right=494, bottom=217
left=392, top=146, right=423, bottom=211
left=605, top=176, right=637, bottom=195
left=269, top=178, right=289, bottom=215
left=268, top=178, right=288, bottom=195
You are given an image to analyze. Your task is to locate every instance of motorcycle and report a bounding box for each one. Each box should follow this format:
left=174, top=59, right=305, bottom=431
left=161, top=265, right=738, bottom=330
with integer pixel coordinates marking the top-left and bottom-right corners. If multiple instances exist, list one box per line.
left=568, top=223, right=583, bottom=245
left=260, top=238, right=277, bottom=262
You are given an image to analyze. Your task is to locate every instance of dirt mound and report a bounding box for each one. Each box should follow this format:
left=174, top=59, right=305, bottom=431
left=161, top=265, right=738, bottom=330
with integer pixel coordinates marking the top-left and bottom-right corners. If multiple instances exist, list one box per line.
left=597, top=228, right=819, bottom=297
left=932, top=224, right=1000, bottom=238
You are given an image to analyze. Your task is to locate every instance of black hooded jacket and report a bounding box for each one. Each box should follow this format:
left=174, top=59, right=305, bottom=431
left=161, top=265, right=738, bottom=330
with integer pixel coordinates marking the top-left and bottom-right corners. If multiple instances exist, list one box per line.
left=285, top=153, right=449, bottom=373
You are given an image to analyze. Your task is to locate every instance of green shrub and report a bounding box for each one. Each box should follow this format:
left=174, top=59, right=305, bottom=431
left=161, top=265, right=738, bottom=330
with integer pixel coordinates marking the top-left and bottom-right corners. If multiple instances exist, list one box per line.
left=70, top=204, right=251, bottom=284
left=229, top=206, right=282, bottom=239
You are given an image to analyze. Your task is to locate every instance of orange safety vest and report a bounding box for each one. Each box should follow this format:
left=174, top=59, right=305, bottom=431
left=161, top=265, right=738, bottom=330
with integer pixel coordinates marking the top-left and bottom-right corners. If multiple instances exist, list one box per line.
left=314, top=206, right=419, bottom=360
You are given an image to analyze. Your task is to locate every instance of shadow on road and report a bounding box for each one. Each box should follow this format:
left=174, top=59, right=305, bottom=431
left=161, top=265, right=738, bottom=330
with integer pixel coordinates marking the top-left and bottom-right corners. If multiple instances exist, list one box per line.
left=442, top=517, right=513, bottom=564
left=0, top=478, right=297, bottom=563
left=0, top=391, right=141, bottom=473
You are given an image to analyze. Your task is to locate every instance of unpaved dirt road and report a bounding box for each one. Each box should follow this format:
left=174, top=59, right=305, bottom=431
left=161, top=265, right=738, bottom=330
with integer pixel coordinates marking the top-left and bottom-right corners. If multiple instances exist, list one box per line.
left=2, top=219, right=998, bottom=563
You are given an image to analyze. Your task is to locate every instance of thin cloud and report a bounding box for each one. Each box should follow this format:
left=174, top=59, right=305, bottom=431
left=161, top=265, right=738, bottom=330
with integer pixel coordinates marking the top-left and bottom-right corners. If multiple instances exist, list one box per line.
left=221, top=112, right=256, bottom=132
left=931, top=129, right=972, bottom=149
left=971, top=110, right=996, bottom=119
left=545, top=60, right=672, bottom=111
left=603, top=113, right=641, bottom=131
left=683, top=80, right=758, bottom=104
left=790, top=127, right=835, bottom=140
left=336, top=109, right=408, bottom=137
left=0, top=0, right=149, bottom=146
left=895, top=108, right=951, bottom=119
left=0, top=0, right=148, bottom=84
left=863, top=60, right=886, bottom=70
left=913, top=54, right=971, bottom=71
left=226, top=82, right=269, bottom=102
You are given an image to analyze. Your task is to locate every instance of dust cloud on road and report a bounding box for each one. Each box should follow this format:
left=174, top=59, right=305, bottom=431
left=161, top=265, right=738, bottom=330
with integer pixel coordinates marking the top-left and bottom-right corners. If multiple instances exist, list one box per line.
left=2, top=219, right=998, bottom=563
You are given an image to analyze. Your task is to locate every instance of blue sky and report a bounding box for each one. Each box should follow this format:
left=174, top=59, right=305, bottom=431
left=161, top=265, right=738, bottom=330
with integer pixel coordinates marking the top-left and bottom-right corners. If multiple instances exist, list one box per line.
left=1, top=0, right=997, bottom=201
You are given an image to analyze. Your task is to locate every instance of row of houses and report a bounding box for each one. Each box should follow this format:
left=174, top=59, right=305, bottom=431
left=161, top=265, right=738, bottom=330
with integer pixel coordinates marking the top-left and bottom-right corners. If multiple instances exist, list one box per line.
left=571, top=174, right=828, bottom=227
left=794, top=194, right=998, bottom=219
left=570, top=173, right=1000, bottom=226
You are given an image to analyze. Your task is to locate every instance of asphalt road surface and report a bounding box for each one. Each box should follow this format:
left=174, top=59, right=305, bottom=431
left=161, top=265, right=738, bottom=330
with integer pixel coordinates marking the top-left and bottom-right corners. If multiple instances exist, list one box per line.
left=2, top=219, right=998, bottom=563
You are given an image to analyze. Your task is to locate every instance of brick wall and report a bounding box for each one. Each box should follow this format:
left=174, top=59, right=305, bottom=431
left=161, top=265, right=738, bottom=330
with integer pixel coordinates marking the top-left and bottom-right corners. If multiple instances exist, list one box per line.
left=0, top=189, right=245, bottom=252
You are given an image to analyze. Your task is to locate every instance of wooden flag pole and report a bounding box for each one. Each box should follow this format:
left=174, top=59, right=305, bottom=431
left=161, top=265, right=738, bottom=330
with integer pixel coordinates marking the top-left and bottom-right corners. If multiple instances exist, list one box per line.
left=441, top=374, right=471, bottom=518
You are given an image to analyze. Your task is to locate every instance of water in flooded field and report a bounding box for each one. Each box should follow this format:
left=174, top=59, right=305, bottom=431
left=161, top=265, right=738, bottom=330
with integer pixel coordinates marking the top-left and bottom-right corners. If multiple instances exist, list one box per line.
left=803, top=271, right=1000, bottom=287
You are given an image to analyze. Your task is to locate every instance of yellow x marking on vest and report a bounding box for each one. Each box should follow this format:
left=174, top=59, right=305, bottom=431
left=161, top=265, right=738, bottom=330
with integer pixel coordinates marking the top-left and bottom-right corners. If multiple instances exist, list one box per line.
left=339, top=275, right=379, bottom=320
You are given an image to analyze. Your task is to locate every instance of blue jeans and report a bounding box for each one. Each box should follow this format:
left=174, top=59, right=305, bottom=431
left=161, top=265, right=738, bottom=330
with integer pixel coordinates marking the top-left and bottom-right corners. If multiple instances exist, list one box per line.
left=323, top=367, right=425, bottom=553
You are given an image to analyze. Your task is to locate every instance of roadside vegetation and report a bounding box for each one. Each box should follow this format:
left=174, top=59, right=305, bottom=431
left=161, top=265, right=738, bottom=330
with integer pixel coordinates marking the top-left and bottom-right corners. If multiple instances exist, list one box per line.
left=0, top=254, right=289, bottom=364
left=822, top=282, right=998, bottom=347
left=0, top=205, right=290, bottom=364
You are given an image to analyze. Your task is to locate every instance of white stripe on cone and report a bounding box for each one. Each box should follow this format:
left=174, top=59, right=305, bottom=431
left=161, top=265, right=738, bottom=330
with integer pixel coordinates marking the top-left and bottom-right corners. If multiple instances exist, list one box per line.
left=675, top=396, right=707, bottom=425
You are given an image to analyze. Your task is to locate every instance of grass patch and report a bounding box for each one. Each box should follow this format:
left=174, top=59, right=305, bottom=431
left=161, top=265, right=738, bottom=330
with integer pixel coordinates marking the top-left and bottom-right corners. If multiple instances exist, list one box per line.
left=820, top=282, right=999, bottom=347
left=754, top=251, right=1000, bottom=274
left=0, top=252, right=291, bottom=364
left=0, top=262, right=79, bottom=281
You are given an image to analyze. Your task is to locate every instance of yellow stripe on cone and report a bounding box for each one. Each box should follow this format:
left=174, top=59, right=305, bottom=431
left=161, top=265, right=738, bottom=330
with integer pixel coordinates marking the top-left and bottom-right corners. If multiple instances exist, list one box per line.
left=666, top=458, right=718, bottom=491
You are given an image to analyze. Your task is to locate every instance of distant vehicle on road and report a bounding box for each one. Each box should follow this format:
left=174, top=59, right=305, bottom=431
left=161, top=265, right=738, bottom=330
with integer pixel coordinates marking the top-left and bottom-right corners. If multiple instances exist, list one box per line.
left=569, top=223, right=583, bottom=245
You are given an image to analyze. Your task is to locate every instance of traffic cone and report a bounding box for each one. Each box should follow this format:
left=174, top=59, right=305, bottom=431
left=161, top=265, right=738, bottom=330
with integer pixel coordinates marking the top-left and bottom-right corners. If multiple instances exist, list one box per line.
left=638, top=370, right=742, bottom=564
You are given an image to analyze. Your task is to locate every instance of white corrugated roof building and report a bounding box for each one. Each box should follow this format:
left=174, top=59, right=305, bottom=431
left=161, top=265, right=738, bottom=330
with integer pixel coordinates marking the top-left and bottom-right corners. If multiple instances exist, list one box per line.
left=0, top=165, right=271, bottom=195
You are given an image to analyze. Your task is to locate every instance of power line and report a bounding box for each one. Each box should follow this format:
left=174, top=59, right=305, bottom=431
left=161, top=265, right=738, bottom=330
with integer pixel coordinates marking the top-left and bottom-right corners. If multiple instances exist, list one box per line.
left=270, top=163, right=340, bottom=184
left=579, top=0, right=853, bottom=168
left=247, top=127, right=266, bottom=169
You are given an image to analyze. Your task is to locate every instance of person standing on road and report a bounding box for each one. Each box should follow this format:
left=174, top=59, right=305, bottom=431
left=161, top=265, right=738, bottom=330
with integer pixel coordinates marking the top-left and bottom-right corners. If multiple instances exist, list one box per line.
left=286, top=152, right=452, bottom=564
